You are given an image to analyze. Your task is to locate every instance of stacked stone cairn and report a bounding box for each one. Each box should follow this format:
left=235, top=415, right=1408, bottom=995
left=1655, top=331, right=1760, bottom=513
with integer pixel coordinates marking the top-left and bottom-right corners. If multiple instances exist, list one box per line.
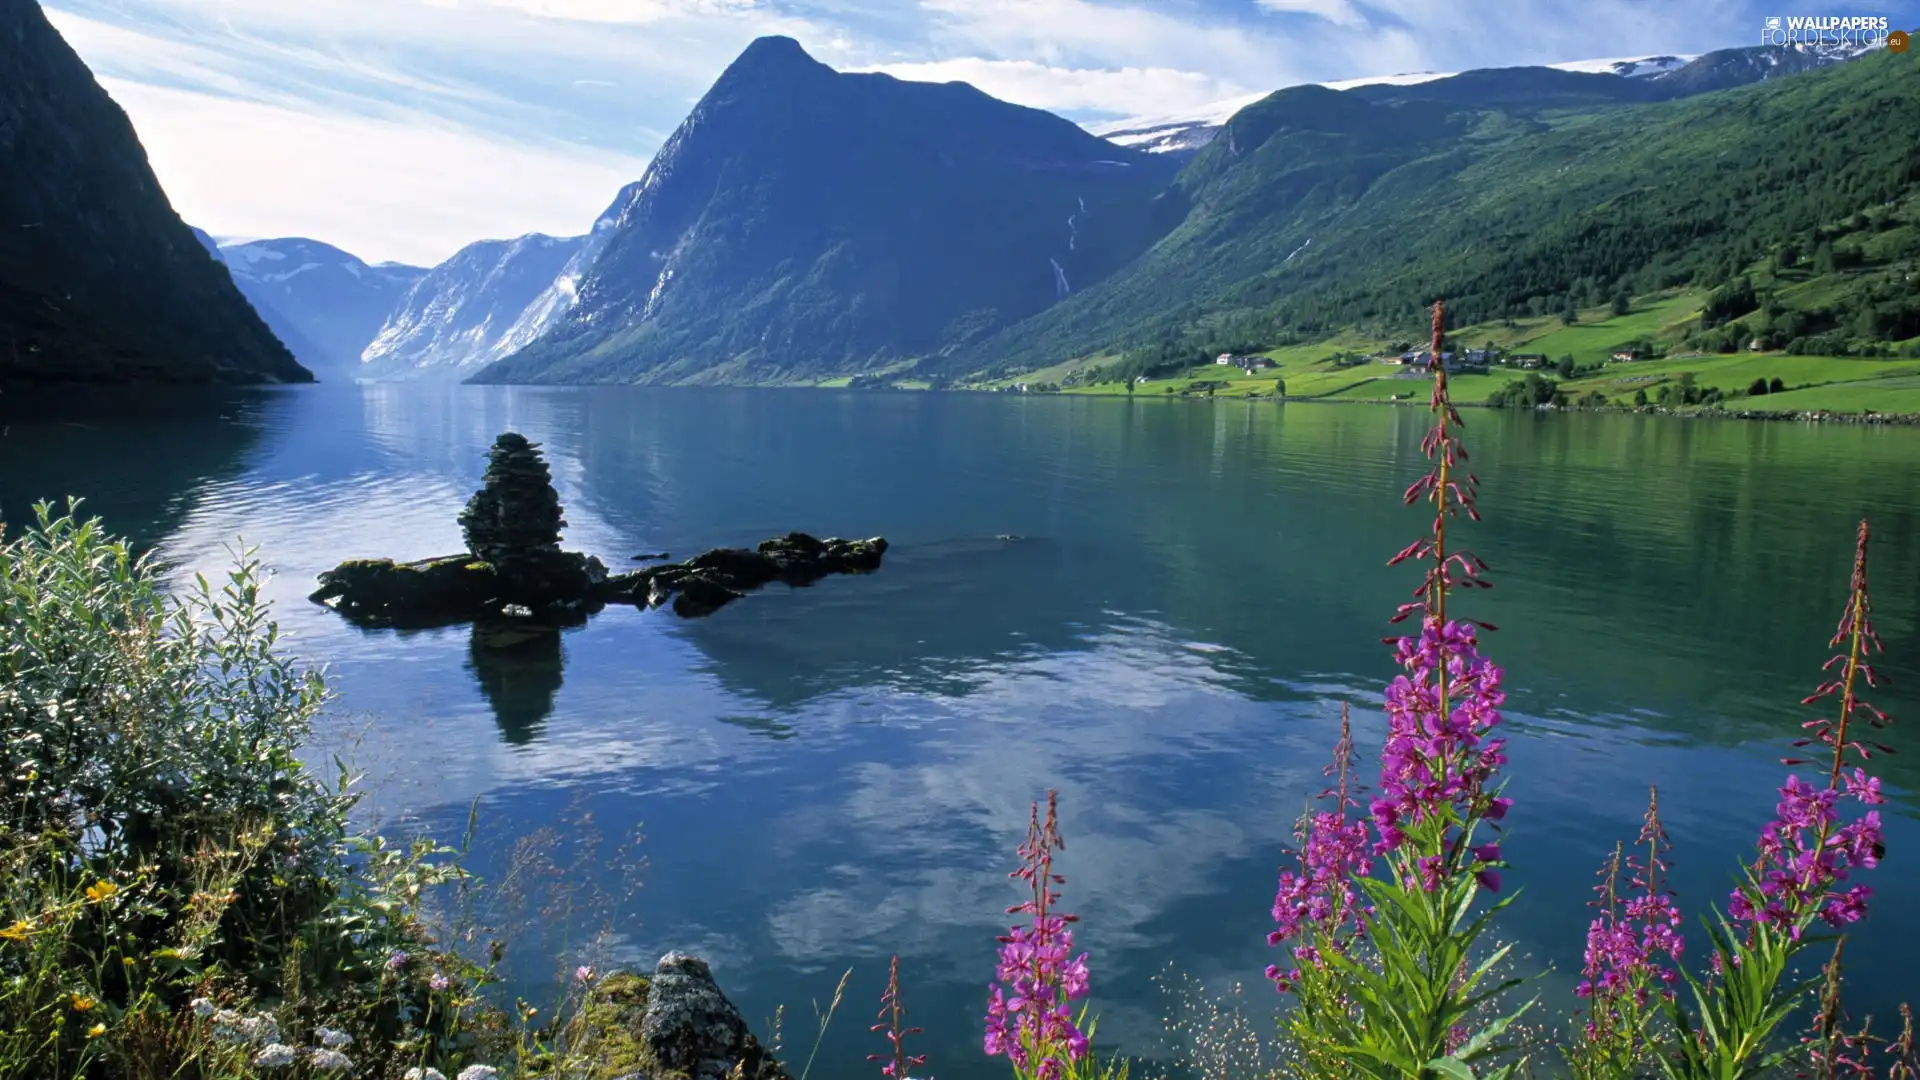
left=458, top=432, right=566, bottom=568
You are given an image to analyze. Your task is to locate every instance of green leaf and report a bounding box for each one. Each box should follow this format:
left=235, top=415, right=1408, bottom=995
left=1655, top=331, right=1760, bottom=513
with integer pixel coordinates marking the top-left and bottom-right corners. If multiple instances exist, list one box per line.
left=1425, top=1056, right=1478, bottom=1079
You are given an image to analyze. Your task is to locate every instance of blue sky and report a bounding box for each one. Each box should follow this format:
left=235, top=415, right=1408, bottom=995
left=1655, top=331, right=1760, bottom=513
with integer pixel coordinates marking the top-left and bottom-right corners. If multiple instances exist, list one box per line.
left=42, top=0, right=1920, bottom=266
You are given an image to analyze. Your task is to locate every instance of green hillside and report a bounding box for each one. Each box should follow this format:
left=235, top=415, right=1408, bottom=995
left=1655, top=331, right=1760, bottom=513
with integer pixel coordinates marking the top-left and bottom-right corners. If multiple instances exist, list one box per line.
left=957, top=50, right=1920, bottom=386
left=964, top=281, right=1920, bottom=416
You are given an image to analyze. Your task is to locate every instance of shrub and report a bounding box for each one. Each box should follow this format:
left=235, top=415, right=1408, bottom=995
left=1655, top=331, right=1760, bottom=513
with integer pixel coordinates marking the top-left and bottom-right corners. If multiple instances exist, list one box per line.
left=0, top=502, right=502, bottom=1079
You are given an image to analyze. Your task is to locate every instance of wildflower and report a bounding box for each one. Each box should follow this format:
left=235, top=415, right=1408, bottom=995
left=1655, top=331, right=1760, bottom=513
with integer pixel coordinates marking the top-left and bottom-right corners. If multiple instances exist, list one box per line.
left=84, top=880, right=118, bottom=902
left=70, top=994, right=97, bottom=1012
left=190, top=997, right=216, bottom=1018
left=402, top=1070, right=448, bottom=1080
left=1800, top=940, right=1876, bottom=1079
left=237, top=1013, right=281, bottom=1045
left=1730, top=524, right=1892, bottom=938
left=385, top=949, right=410, bottom=971
left=86, top=1023, right=106, bottom=1038
left=315, top=1025, right=353, bottom=1048
left=868, top=955, right=928, bottom=1079
left=456, top=1066, right=500, bottom=1080
left=307, top=1047, right=355, bottom=1072
left=574, top=964, right=595, bottom=985
left=0, top=919, right=32, bottom=942
left=253, top=1043, right=298, bottom=1069
left=1369, top=615, right=1510, bottom=881
left=1267, top=704, right=1373, bottom=993
left=984, top=791, right=1092, bottom=1074
left=429, top=972, right=451, bottom=992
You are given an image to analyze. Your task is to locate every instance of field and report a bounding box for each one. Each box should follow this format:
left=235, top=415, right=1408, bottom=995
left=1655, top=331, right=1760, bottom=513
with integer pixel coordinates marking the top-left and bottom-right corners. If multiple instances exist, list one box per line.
left=956, top=286, right=1919, bottom=416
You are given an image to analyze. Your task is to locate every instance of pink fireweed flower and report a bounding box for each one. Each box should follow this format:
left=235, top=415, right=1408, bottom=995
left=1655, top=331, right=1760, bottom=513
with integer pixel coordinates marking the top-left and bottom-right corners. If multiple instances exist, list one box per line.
left=868, top=955, right=928, bottom=1079
left=1732, top=521, right=1891, bottom=935
left=1370, top=616, right=1510, bottom=885
left=984, top=792, right=1090, bottom=1074
left=1267, top=704, right=1375, bottom=993
left=1576, top=789, right=1683, bottom=1028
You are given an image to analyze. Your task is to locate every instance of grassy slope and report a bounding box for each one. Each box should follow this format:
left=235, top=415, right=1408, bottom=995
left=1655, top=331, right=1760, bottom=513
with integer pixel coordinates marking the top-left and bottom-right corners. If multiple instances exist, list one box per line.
left=958, top=51, right=1920, bottom=386
left=962, top=288, right=1920, bottom=414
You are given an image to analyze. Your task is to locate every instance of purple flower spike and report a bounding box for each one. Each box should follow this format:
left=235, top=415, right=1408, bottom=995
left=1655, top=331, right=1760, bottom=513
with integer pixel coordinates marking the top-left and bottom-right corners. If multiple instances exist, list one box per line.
left=984, top=792, right=1091, bottom=1071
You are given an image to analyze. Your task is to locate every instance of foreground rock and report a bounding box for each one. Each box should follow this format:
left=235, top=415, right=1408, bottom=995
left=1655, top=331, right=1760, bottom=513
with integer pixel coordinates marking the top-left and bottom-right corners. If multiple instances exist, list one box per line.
left=572, top=952, right=790, bottom=1080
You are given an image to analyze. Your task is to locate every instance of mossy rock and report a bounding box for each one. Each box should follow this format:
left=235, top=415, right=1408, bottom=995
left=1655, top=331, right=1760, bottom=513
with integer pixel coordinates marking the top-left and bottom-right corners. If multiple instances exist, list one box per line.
left=307, top=554, right=499, bottom=628
left=570, top=972, right=660, bottom=1080
left=566, top=954, right=791, bottom=1080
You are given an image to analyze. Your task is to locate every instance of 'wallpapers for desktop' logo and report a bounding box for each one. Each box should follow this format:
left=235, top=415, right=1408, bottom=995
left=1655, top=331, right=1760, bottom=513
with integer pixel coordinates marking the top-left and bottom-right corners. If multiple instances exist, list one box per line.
left=1760, top=14, right=1901, bottom=49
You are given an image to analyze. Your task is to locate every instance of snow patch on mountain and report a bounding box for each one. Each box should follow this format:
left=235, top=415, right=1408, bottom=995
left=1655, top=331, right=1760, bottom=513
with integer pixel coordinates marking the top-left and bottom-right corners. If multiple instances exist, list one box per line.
left=1088, top=54, right=1699, bottom=156
left=358, top=232, right=588, bottom=380
left=215, top=238, right=425, bottom=378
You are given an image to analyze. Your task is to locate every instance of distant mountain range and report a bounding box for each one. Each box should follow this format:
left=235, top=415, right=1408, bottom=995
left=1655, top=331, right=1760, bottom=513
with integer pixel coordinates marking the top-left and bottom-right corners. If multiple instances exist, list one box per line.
left=359, top=232, right=584, bottom=381
left=472, top=36, right=1181, bottom=385
left=211, top=238, right=424, bottom=379
left=19, top=1, right=1902, bottom=388
left=1, top=0, right=306, bottom=384
left=1087, top=53, right=1696, bottom=158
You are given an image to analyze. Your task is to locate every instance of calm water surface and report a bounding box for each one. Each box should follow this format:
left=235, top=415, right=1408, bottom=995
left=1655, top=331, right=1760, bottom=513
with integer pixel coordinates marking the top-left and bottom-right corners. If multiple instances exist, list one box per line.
left=3, top=384, right=1918, bottom=1074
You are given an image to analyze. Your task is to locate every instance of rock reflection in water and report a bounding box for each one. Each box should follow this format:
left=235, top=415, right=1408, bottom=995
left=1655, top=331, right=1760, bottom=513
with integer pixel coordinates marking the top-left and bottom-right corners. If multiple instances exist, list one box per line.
left=466, top=617, right=568, bottom=746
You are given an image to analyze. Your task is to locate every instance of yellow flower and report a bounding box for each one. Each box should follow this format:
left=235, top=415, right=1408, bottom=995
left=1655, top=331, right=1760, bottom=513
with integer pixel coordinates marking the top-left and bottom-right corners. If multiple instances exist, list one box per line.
left=0, top=920, right=31, bottom=942
left=70, top=994, right=97, bottom=1012
left=86, top=1023, right=106, bottom=1039
left=84, top=881, right=118, bottom=903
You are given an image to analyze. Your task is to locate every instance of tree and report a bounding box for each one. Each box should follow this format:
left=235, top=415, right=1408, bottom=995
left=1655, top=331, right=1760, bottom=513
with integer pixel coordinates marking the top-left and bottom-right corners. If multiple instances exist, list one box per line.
left=1633, top=388, right=1649, bottom=407
left=1560, top=296, right=1580, bottom=325
left=1556, top=354, right=1577, bottom=379
left=1749, top=377, right=1770, bottom=396
left=458, top=432, right=566, bottom=567
left=1611, top=292, right=1631, bottom=317
left=1276, top=377, right=1287, bottom=397
left=1769, top=376, right=1786, bottom=393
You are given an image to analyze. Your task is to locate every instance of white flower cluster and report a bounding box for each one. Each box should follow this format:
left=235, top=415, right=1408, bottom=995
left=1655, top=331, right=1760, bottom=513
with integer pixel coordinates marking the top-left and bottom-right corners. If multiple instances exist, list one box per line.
left=402, top=1065, right=498, bottom=1080
left=199, top=1005, right=279, bottom=1047
left=189, top=1000, right=358, bottom=1073
left=307, top=1047, right=355, bottom=1072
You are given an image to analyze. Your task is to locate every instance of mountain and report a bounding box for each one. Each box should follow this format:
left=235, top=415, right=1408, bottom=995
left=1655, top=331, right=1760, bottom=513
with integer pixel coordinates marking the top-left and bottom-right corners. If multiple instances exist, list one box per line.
left=216, top=238, right=425, bottom=379
left=0, top=0, right=308, bottom=384
left=956, top=48, right=1920, bottom=376
left=1642, top=41, right=1881, bottom=96
left=1088, top=55, right=1692, bottom=159
left=359, top=232, right=586, bottom=381
left=1087, top=45, right=1872, bottom=162
left=471, top=35, right=1181, bottom=386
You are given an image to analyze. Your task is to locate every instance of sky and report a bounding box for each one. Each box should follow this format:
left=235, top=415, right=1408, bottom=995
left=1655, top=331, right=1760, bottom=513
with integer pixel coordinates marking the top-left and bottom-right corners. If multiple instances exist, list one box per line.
left=41, top=0, right=1920, bottom=267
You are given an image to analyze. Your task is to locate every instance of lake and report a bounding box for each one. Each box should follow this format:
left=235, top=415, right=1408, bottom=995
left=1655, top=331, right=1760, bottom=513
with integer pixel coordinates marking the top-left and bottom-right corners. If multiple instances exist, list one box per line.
left=2, top=383, right=1917, bottom=1076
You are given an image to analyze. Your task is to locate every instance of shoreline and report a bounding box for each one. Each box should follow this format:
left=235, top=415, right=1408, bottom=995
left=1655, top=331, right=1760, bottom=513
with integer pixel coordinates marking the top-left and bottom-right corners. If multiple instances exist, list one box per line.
left=952, top=386, right=1920, bottom=425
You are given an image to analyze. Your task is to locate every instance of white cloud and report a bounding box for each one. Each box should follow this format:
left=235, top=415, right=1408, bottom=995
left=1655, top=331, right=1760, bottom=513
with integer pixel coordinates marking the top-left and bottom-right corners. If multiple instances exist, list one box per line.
left=102, top=80, right=647, bottom=266
left=1252, top=0, right=1367, bottom=28
left=473, top=0, right=763, bottom=21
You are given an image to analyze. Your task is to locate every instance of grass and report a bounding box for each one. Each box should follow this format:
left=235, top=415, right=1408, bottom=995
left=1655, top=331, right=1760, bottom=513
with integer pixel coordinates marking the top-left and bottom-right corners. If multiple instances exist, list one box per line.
left=1454, top=291, right=1706, bottom=366
left=979, top=286, right=1920, bottom=417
